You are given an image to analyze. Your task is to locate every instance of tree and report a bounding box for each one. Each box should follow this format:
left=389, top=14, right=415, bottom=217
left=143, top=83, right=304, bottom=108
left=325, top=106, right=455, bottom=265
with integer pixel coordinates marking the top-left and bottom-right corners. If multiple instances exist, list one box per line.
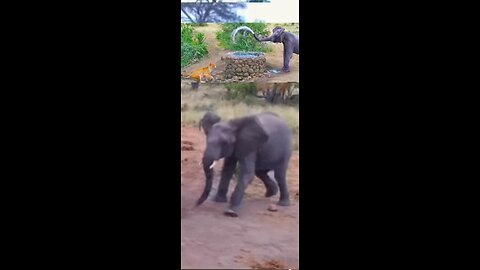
left=181, top=1, right=247, bottom=23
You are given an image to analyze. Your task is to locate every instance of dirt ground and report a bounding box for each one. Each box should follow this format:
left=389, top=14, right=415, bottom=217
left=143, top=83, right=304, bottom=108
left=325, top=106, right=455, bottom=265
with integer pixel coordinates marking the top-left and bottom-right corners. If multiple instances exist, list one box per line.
left=181, top=24, right=299, bottom=84
left=181, top=125, right=299, bottom=269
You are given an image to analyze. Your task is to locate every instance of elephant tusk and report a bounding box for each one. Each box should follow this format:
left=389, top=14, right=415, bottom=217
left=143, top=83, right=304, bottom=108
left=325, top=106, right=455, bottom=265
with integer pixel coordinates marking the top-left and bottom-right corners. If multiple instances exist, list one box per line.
left=209, top=161, right=217, bottom=169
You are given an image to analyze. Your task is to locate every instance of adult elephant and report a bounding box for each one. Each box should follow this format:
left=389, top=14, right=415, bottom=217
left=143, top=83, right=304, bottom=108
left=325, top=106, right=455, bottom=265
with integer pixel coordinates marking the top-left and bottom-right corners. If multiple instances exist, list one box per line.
left=254, top=26, right=299, bottom=73
left=196, top=111, right=293, bottom=217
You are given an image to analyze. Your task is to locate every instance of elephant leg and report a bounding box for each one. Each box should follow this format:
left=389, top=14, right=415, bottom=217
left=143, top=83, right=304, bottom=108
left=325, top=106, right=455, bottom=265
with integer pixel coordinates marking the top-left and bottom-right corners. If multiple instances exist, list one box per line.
left=282, top=44, right=294, bottom=73
left=215, top=156, right=237, bottom=202
left=225, top=156, right=256, bottom=217
left=274, top=163, right=290, bottom=206
left=255, top=169, right=278, bottom=197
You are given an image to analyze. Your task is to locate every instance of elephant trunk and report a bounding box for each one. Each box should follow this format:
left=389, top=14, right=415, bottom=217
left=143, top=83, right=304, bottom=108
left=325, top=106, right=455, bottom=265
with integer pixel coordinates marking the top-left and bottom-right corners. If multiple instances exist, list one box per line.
left=254, top=33, right=272, bottom=42
left=198, top=119, right=203, bottom=132
left=196, top=156, right=216, bottom=206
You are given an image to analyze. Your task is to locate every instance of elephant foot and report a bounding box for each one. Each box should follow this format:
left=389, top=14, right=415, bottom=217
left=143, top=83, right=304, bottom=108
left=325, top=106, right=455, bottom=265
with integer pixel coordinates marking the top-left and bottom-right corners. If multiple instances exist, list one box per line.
left=224, top=209, right=239, bottom=217
left=265, top=186, right=278, bottom=197
left=277, top=199, right=290, bottom=206
left=214, top=195, right=228, bottom=203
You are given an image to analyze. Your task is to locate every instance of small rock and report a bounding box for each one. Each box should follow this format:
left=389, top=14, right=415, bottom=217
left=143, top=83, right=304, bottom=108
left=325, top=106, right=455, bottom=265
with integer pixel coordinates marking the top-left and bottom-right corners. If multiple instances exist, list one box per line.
left=268, top=204, right=278, bottom=212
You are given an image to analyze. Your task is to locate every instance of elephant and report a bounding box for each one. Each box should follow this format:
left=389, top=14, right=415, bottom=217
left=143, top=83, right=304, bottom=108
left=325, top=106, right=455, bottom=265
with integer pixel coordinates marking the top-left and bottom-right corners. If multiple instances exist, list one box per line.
left=198, top=111, right=221, bottom=135
left=196, top=111, right=293, bottom=217
left=254, top=26, right=299, bottom=73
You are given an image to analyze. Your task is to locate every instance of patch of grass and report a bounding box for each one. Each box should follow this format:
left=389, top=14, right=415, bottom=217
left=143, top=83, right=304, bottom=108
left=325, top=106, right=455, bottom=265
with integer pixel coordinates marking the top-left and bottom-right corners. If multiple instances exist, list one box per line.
left=181, top=23, right=209, bottom=68
left=266, top=23, right=299, bottom=35
left=181, top=85, right=299, bottom=150
left=216, top=22, right=272, bottom=52
left=190, top=22, right=208, bottom=27
left=224, top=83, right=258, bottom=101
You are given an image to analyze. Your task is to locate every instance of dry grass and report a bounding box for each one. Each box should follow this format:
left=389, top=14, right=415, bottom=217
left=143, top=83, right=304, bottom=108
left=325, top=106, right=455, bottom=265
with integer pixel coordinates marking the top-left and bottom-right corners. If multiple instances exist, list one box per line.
left=181, top=84, right=299, bottom=150
left=267, top=23, right=299, bottom=35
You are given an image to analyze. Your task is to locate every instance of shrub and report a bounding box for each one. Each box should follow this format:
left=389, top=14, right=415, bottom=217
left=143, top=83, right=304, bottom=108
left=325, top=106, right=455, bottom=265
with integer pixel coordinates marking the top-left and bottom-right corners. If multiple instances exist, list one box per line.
left=225, top=83, right=258, bottom=101
left=216, top=22, right=271, bottom=52
left=181, top=24, right=209, bottom=68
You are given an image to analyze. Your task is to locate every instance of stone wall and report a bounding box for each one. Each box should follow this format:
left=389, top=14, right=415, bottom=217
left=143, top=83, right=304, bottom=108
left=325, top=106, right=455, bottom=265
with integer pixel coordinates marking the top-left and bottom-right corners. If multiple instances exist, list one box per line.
left=221, top=52, right=267, bottom=82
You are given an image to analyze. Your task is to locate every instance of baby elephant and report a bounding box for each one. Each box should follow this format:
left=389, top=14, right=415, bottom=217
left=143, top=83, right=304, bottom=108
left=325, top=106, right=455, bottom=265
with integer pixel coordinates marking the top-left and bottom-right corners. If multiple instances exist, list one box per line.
left=197, top=111, right=293, bottom=217
left=198, top=111, right=221, bottom=135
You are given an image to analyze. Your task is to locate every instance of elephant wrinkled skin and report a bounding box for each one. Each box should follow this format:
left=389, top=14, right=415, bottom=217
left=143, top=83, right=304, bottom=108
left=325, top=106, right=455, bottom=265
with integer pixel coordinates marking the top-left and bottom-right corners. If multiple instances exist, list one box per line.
left=254, top=26, right=299, bottom=73
left=197, top=111, right=293, bottom=217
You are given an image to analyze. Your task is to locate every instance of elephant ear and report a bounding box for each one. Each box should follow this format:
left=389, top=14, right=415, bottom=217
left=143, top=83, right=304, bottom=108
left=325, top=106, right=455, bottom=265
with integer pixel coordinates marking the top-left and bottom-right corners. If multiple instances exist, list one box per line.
left=272, top=27, right=285, bottom=42
left=230, top=115, right=269, bottom=158
left=199, top=112, right=221, bottom=135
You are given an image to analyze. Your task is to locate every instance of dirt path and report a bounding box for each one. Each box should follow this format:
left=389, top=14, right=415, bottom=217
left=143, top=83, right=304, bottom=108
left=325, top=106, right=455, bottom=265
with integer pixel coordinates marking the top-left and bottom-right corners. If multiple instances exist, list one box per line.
left=181, top=126, right=299, bottom=269
left=182, top=24, right=299, bottom=83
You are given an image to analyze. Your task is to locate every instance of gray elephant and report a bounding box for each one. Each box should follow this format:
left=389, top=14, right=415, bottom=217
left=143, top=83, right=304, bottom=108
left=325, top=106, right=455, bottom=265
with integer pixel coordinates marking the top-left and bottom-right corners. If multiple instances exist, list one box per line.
left=196, top=111, right=293, bottom=217
left=254, top=26, right=299, bottom=73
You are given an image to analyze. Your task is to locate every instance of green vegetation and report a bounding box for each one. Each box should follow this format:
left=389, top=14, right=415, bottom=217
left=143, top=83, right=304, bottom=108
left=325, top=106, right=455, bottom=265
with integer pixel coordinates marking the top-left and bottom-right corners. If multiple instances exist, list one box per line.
left=216, top=23, right=271, bottom=52
left=224, top=83, right=258, bottom=101
left=189, top=23, right=208, bottom=27
left=181, top=23, right=209, bottom=68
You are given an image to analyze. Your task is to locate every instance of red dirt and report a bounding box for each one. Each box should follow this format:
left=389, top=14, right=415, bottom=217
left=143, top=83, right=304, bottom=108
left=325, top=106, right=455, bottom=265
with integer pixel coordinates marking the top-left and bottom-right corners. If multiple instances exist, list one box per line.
left=250, top=258, right=288, bottom=269
left=181, top=125, right=299, bottom=269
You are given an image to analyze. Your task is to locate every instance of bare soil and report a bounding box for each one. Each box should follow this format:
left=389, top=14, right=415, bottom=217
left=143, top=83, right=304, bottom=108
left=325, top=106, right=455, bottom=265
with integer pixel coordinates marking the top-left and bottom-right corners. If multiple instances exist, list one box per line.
left=181, top=125, right=299, bottom=269
left=181, top=24, right=299, bottom=84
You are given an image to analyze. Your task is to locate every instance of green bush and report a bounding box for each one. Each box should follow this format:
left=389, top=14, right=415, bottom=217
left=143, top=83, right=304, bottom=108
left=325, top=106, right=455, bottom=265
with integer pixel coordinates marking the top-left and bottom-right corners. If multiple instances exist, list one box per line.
left=225, top=83, right=258, bottom=101
left=181, top=24, right=209, bottom=68
left=216, top=23, right=271, bottom=52
left=190, top=23, right=208, bottom=27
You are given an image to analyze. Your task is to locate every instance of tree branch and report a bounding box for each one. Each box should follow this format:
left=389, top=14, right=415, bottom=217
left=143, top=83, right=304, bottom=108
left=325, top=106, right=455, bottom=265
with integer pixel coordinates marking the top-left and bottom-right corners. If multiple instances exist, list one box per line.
left=181, top=7, right=196, bottom=23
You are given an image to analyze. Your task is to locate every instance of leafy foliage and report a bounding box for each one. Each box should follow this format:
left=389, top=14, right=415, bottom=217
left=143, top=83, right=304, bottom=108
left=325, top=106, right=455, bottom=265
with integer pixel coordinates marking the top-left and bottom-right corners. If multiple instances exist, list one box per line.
left=216, top=23, right=271, bottom=52
left=181, top=24, right=209, bottom=68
